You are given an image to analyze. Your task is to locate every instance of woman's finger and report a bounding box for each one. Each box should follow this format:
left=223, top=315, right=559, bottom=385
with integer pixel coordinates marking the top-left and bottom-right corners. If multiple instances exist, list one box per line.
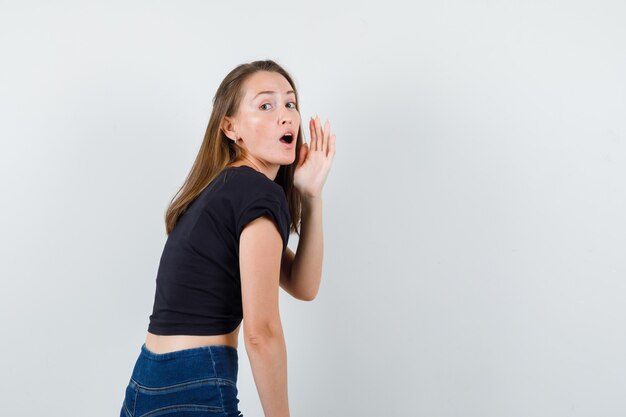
left=309, top=117, right=316, bottom=151
left=329, top=133, right=336, bottom=160
left=322, top=119, right=330, bottom=155
left=315, top=115, right=323, bottom=152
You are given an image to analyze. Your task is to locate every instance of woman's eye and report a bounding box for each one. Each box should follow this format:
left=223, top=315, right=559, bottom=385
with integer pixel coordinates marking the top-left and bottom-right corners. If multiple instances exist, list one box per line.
left=260, top=102, right=297, bottom=110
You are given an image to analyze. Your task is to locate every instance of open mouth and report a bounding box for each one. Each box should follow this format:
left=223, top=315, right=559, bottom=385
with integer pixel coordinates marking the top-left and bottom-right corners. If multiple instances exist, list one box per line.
left=279, top=133, right=294, bottom=144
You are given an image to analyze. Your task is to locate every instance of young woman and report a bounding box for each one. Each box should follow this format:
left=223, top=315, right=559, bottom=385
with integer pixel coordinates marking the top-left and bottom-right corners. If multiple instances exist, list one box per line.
left=119, top=59, right=336, bottom=417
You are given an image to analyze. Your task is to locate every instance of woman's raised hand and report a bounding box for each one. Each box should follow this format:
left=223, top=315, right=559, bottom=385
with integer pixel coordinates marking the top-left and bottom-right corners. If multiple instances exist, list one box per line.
left=293, top=115, right=336, bottom=199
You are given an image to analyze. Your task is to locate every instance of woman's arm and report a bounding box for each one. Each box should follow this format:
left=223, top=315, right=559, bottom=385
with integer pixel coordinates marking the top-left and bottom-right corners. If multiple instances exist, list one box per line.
left=281, top=114, right=334, bottom=301
left=279, top=195, right=323, bottom=301
left=241, top=215, right=291, bottom=417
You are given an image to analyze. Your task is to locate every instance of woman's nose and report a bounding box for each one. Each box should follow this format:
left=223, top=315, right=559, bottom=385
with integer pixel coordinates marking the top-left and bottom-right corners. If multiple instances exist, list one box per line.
left=279, top=108, right=295, bottom=125
left=280, top=114, right=293, bottom=125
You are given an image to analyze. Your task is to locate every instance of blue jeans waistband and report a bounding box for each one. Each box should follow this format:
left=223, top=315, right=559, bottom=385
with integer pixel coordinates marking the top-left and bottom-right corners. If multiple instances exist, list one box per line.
left=132, top=343, right=239, bottom=388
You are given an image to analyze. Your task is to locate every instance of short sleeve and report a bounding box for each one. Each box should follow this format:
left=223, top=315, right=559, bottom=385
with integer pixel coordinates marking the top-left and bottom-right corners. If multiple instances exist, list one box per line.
left=236, top=193, right=290, bottom=253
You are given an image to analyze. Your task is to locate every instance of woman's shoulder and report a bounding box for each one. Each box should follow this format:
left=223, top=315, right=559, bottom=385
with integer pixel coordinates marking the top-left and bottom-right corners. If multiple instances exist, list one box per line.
left=226, top=166, right=291, bottom=251
left=223, top=166, right=285, bottom=197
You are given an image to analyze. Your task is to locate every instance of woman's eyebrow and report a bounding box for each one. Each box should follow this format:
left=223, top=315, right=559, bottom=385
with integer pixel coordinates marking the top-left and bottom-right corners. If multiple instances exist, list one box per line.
left=253, top=90, right=295, bottom=99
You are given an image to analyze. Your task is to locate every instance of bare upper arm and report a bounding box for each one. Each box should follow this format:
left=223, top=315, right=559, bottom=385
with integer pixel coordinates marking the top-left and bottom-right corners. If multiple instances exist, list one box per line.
left=240, top=214, right=284, bottom=339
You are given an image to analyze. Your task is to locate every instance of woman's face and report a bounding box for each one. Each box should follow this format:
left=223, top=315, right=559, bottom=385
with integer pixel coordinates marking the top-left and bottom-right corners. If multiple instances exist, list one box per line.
left=226, top=71, right=300, bottom=169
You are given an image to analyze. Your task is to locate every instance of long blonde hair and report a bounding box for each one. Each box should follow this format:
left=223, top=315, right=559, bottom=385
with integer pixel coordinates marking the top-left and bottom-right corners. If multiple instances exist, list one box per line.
left=164, top=59, right=303, bottom=236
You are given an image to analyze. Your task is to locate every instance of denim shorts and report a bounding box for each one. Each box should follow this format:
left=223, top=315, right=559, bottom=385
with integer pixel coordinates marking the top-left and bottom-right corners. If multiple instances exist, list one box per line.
left=120, top=343, right=243, bottom=417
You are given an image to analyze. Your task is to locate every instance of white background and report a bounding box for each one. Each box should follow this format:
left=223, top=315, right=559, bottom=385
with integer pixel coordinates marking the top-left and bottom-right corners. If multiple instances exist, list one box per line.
left=1, top=1, right=625, bottom=416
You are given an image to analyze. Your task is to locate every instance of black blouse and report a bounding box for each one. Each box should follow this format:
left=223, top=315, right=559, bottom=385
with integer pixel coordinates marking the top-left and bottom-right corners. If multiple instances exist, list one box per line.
left=147, top=165, right=291, bottom=336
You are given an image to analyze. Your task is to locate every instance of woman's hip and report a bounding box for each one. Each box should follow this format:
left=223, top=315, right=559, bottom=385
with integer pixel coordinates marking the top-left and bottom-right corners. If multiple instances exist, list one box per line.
left=120, top=343, right=243, bottom=417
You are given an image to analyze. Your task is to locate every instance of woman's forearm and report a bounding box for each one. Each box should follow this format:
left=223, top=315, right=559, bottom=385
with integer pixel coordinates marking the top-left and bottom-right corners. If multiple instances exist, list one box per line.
left=290, top=195, right=324, bottom=300
left=245, top=329, right=290, bottom=417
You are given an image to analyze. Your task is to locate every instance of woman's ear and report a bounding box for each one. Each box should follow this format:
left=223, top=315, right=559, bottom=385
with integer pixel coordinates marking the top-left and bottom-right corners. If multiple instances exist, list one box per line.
left=221, top=116, right=237, bottom=142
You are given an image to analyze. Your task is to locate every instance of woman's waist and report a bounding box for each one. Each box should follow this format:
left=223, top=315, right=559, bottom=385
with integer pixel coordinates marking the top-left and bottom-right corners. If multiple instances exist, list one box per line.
left=145, top=325, right=241, bottom=354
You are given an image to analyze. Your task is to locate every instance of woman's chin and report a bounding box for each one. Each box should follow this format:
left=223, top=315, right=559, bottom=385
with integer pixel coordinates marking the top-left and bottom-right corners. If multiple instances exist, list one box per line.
left=281, top=154, right=297, bottom=165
